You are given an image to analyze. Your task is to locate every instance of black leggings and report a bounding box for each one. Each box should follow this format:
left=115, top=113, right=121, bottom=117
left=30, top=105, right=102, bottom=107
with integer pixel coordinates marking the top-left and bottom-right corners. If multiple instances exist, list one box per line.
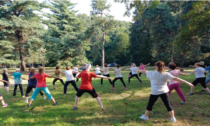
left=53, top=78, right=64, bottom=85
left=128, top=74, right=142, bottom=83
left=192, top=77, right=207, bottom=88
left=112, top=77, right=126, bottom=88
left=25, top=86, right=44, bottom=97
left=13, top=84, right=24, bottom=96
left=64, top=80, right=78, bottom=94
left=101, top=74, right=112, bottom=85
left=139, top=72, right=142, bottom=77
left=147, top=93, right=173, bottom=111
left=73, top=73, right=79, bottom=82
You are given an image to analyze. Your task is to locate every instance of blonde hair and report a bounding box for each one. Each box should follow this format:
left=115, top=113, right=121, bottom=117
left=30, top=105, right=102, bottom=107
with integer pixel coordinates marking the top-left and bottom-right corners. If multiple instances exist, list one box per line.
left=16, top=68, right=20, bottom=72
left=195, top=62, right=201, bottom=67
left=132, top=63, right=136, bottom=67
left=155, top=61, right=165, bottom=74
left=30, top=67, right=35, bottom=74
left=3, top=68, right=7, bottom=72
left=200, top=61, right=204, bottom=65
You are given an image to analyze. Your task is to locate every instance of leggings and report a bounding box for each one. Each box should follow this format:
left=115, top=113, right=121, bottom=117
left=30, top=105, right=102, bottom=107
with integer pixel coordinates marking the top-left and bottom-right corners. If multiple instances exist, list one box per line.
left=192, top=77, right=207, bottom=88
left=53, top=78, right=64, bottom=85
left=147, top=93, right=173, bottom=111
left=73, top=73, right=79, bottom=82
left=168, top=83, right=186, bottom=102
left=112, top=77, right=126, bottom=88
left=128, top=74, right=142, bottom=83
left=30, top=87, right=52, bottom=100
left=64, top=80, right=78, bottom=94
left=101, top=74, right=112, bottom=85
left=25, top=86, right=44, bottom=97
left=139, top=72, right=142, bottom=77
left=13, top=84, right=24, bottom=96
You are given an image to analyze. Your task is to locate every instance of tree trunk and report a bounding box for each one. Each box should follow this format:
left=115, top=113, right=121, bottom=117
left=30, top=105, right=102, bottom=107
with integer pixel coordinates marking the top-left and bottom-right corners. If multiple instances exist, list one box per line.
left=79, top=54, right=83, bottom=66
left=19, top=48, right=25, bottom=72
left=180, top=53, right=185, bottom=68
left=170, top=50, right=174, bottom=62
left=101, top=32, right=105, bottom=67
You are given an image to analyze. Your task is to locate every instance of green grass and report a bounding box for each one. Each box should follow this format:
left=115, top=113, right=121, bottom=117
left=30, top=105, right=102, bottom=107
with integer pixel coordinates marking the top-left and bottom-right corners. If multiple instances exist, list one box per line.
left=0, top=67, right=210, bottom=126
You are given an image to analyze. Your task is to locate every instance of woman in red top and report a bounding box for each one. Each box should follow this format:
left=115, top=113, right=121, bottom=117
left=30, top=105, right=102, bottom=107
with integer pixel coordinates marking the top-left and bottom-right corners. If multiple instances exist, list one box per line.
left=72, top=64, right=112, bottom=110
left=27, top=67, right=61, bottom=107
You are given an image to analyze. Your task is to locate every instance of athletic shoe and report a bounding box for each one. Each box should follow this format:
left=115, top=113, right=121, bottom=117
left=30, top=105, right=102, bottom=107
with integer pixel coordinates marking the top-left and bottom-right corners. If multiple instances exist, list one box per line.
left=188, top=93, right=194, bottom=95
left=2, top=103, right=8, bottom=107
left=72, top=106, right=78, bottom=110
left=170, top=117, right=176, bottom=122
left=63, top=93, right=66, bottom=95
left=43, top=97, right=46, bottom=100
left=139, top=115, right=149, bottom=121
left=27, top=104, right=30, bottom=107
left=199, top=89, right=206, bottom=93
left=54, top=102, right=57, bottom=106
left=125, top=87, right=127, bottom=90
left=111, top=87, right=115, bottom=90
left=25, top=100, right=28, bottom=104
left=22, top=96, right=25, bottom=98
left=181, top=101, right=187, bottom=104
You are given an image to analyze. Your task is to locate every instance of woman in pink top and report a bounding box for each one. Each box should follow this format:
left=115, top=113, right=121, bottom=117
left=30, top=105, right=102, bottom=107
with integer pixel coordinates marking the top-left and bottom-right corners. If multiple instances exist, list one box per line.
left=27, top=67, right=61, bottom=107
left=168, top=62, right=190, bottom=103
left=139, top=63, right=150, bottom=77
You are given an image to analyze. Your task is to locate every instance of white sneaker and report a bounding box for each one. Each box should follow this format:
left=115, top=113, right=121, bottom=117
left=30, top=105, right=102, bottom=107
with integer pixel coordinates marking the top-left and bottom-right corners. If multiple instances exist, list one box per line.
left=181, top=101, right=187, bottom=104
left=170, top=117, right=176, bottom=122
left=43, top=97, right=46, bottom=100
left=139, top=115, right=149, bottom=121
left=22, top=96, right=25, bottom=98
left=25, top=100, right=28, bottom=104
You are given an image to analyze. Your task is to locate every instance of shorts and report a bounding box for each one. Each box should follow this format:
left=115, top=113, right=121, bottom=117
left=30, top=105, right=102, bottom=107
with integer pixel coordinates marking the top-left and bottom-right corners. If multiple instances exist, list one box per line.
left=192, top=77, right=207, bottom=88
left=4, top=82, right=8, bottom=87
left=76, top=88, right=98, bottom=98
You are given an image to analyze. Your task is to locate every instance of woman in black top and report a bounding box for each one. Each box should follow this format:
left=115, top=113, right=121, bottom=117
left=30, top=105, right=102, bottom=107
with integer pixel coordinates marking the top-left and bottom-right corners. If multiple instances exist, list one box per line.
left=2, top=68, right=9, bottom=92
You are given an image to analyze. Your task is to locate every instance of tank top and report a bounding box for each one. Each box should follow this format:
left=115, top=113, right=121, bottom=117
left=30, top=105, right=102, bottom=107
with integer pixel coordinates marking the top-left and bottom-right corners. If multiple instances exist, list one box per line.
left=55, top=70, right=61, bottom=77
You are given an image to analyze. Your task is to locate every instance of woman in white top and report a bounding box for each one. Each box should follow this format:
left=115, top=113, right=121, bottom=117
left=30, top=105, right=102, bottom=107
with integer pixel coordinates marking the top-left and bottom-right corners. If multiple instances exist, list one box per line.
left=100, top=63, right=113, bottom=85
left=73, top=65, right=79, bottom=82
left=111, top=64, right=128, bottom=90
left=189, top=62, right=210, bottom=95
left=94, top=65, right=101, bottom=75
left=128, top=63, right=142, bottom=84
left=63, top=66, right=79, bottom=95
left=137, top=61, right=194, bottom=122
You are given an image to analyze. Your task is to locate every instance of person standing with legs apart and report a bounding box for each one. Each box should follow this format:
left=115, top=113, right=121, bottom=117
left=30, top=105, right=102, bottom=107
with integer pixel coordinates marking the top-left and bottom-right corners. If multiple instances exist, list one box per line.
left=73, top=65, right=79, bottom=82
left=128, top=63, right=142, bottom=84
left=12, top=68, right=27, bottom=97
left=100, top=63, right=113, bottom=86
left=27, top=67, right=60, bottom=107
left=189, top=62, right=210, bottom=95
left=111, top=64, right=128, bottom=90
left=72, top=64, right=112, bottom=110
left=25, top=67, right=46, bottom=104
left=52, top=66, right=64, bottom=90
left=63, top=66, right=79, bottom=95
left=0, top=79, right=10, bottom=107
left=2, top=68, right=10, bottom=92
left=139, top=63, right=150, bottom=77
left=168, top=62, right=190, bottom=103
left=137, top=61, right=194, bottom=122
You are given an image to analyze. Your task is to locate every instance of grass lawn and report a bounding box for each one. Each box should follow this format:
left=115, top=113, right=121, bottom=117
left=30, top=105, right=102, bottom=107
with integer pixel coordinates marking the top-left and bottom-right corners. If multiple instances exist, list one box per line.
left=0, top=67, right=210, bottom=126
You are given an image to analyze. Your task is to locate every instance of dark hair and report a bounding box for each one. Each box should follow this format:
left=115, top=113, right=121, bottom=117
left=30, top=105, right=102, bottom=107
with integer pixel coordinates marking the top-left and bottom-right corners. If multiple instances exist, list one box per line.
left=56, top=66, right=59, bottom=69
left=66, top=66, right=71, bottom=70
left=168, top=62, right=176, bottom=70
left=39, top=67, right=44, bottom=75
left=155, top=61, right=165, bottom=74
left=105, top=63, right=107, bottom=67
left=117, top=64, right=120, bottom=68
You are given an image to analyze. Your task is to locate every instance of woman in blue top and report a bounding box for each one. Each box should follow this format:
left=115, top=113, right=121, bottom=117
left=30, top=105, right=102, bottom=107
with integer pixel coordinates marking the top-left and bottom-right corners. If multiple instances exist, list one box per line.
left=12, top=68, right=27, bottom=97
left=25, top=67, right=46, bottom=103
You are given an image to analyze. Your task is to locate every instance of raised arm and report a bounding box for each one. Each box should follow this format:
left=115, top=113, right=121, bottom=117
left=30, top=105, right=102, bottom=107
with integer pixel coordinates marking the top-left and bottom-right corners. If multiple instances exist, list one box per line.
left=172, top=77, right=194, bottom=87
left=145, top=63, right=150, bottom=66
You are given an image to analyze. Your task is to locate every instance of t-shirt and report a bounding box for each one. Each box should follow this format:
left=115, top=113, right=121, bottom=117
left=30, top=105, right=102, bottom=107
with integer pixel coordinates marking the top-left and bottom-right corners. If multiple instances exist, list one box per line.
left=77, top=71, right=97, bottom=90
left=205, top=66, right=210, bottom=78
left=102, top=67, right=109, bottom=75
left=194, top=67, right=205, bottom=78
left=130, top=67, right=138, bottom=75
left=74, top=67, right=78, bottom=72
left=12, top=72, right=22, bottom=84
left=95, top=67, right=101, bottom=74
left=115, top=69, right=122, bottom=78
left=64, top=70, right=75, bottom=81
left=28, top=73, right=37, bottom=87
left=2, top=72, right=9, bottom=81
left=169, top=70, right=180, bottom=85
left=139, top=65, right=146, bottom=70
left=55, top=70, right=61, bottom=77
left=146, top=71, right=174, bottom=95
left=33, top=73, right=49, bottom=87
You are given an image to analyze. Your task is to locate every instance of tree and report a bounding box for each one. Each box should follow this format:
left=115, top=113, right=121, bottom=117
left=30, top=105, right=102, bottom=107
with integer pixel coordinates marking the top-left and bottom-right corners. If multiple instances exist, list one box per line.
left=90, top=0, right=115, bottom=67
left=0, top=0, right=44, bottom=71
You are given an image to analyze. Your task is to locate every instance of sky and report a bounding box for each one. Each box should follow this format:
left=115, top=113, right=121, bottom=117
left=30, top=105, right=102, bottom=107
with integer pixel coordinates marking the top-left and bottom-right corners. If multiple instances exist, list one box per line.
left=38, top=0, right=134, bottom=22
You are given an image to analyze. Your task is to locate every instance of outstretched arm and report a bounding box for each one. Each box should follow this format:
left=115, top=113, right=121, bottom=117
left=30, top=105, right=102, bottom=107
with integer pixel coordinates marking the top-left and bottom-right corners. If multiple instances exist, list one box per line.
left=136, top=70, right=146, bottom=74
left=172, top=77, right=194, bottom=87
left=21, top=76, right=27, bottom=80
left=95, top=75, right=112, bottom=80
left=179, top=72, right=191, bottom=76
left=47, top=76, right=61, bottom=79
left=0, top=79, right=10, bottom=84
left=145, top=63, right=150, bottom=66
